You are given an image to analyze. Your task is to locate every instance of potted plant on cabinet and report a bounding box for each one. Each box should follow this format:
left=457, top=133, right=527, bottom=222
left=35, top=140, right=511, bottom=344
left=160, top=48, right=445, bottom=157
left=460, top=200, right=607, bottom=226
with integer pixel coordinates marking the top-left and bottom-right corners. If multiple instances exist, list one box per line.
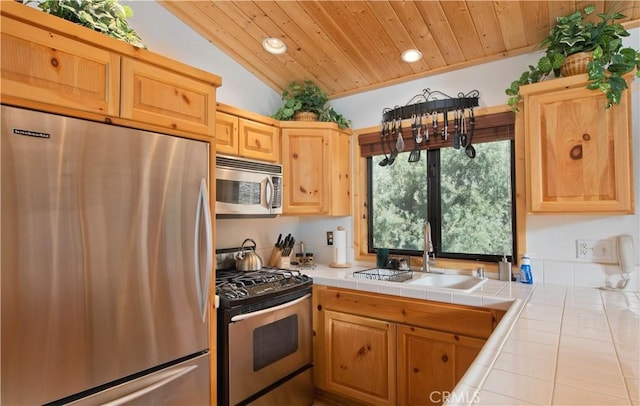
left=24, top=0, right=144, bottom=47
left=272, top=80, right=350, bottom=128
left=505, top=5, right=640, bottom=111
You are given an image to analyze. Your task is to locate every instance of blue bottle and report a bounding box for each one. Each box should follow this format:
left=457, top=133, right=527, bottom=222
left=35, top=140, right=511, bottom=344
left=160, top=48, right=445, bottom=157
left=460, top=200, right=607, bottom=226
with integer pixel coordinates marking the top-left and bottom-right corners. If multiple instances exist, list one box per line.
left=519, top=254, right=533, bottom=284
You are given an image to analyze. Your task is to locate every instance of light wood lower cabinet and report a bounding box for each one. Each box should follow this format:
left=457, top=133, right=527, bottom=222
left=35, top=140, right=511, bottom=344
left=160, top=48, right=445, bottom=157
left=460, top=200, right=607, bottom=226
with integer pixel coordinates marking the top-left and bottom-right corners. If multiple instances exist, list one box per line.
left=397, top=325, right=483, bottom=406
left=322, top=311, right=397, bottom=405
left=313, top=286, right=501, bottom=406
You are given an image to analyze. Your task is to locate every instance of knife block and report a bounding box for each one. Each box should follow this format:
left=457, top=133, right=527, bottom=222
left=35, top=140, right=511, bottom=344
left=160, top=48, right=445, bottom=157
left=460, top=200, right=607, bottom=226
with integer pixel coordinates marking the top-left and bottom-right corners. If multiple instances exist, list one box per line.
left=278, top=255, right=291, bottom=269
left=268, top=247, right=282, bottom=268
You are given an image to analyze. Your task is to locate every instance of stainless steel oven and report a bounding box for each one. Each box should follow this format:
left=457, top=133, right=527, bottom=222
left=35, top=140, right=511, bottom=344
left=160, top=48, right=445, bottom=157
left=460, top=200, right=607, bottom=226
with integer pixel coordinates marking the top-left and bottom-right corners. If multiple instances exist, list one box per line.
left=216, top=248, right=313, bottom=406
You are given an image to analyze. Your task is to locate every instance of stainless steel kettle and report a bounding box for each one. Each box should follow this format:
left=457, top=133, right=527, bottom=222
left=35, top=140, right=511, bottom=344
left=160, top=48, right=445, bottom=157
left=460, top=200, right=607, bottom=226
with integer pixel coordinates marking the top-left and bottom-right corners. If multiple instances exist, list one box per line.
left=235, top=238, right=263, bottom=271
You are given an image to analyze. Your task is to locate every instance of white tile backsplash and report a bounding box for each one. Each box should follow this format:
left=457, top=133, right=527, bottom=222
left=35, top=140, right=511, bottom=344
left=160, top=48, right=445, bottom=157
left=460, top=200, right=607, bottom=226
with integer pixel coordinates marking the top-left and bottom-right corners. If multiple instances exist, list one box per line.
left=542, top=260, right=574, bottom=285
left=215, top=216, right=639, bottom=294
left=526, top=258, right=640, bottom=292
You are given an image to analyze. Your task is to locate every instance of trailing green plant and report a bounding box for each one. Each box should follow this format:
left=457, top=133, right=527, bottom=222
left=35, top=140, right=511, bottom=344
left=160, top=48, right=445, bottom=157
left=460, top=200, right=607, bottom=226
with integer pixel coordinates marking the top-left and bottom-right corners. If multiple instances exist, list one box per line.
left=272, top=80, right=350, bottom=128
left=26, top=0, right=144, bottom=47
left=506, top=5, right=640, bottom=111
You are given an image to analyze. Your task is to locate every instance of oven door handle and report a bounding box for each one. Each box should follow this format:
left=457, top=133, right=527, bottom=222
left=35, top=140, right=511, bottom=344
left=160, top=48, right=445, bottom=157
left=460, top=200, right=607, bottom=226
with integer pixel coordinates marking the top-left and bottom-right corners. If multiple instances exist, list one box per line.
left=230, top=293, right=311, bottom=323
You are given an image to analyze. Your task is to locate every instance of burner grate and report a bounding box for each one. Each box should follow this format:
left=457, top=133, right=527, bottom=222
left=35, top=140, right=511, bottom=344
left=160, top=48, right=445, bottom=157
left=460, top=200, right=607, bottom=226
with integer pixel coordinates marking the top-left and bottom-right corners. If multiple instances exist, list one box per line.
left=215, top=268, right=311, bottom=304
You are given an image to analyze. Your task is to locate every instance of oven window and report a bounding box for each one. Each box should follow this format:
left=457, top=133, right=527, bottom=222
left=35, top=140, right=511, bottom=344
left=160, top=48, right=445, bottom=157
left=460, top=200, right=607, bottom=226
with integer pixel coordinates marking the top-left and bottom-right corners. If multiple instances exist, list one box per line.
left=216, top=179, right=261, bottom=205
left=253, top=315, right=298, bottom=371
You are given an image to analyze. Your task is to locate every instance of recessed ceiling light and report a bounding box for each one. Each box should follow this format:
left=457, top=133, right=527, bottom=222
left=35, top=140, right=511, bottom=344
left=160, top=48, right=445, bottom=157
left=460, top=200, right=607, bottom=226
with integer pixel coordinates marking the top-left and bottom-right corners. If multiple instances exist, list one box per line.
left=401, top=49, right=422, bottom=63
left=262, top=37, right=287, bottom=55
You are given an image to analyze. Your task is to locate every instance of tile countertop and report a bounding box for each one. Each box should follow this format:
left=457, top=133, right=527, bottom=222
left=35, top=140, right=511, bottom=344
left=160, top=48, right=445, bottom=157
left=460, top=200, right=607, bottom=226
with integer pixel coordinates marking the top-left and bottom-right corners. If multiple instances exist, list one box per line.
left=300, top=264, right=640, bottom=406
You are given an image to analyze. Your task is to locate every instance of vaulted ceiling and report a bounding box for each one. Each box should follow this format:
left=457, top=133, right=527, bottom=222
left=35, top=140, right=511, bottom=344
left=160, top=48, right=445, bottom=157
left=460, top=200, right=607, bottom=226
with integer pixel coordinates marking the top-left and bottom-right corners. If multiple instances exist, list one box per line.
left=160, top=1, right=640, bottom=99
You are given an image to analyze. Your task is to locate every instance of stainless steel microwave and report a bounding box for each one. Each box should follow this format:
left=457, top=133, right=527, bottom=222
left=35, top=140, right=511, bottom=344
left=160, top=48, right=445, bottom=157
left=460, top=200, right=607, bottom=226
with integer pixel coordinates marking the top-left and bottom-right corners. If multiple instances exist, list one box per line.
left=215, top=155, right=283, bottom=217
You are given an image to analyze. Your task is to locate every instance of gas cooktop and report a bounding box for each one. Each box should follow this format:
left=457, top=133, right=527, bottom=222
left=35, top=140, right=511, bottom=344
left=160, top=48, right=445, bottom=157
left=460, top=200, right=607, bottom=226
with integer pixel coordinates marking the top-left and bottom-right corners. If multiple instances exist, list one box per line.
left=215, top=247, right=313, bottom=309
left=216, top=268, right=311, bottom=302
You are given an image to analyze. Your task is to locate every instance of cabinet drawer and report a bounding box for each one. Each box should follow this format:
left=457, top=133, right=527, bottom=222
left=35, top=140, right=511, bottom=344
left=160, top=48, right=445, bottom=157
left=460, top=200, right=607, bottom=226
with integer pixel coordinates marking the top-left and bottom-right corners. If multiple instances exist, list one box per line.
left=121, top=58, right=215, bottom=136
left=1, top=16, right=120, bottom=116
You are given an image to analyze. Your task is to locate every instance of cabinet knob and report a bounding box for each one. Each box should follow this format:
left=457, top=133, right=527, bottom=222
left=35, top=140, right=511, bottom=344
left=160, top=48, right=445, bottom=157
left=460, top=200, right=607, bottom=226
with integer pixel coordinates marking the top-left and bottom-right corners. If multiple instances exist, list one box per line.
left=441, top=354, right=449, bottom=363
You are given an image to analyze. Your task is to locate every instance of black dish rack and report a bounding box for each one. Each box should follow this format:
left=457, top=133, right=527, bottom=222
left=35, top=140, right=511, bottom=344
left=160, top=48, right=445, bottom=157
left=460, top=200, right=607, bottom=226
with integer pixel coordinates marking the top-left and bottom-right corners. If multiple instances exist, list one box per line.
left=353, top=268, right=413, bottom=283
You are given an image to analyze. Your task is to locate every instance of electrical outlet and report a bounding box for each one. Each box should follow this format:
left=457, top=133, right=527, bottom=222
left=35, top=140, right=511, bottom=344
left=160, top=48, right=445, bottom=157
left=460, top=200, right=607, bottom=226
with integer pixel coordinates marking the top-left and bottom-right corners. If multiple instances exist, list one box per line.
left=326, top=231, right=334, bottom=246
left=576, top=239, right=615, bottom=262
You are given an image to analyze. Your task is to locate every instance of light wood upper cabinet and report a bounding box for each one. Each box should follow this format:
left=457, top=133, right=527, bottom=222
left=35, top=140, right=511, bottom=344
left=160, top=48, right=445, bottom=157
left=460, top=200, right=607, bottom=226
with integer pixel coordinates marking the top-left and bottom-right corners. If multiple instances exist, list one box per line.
left=281, top=122, right=351, bottom=216
left=397, top=325, right=483, bottom=406
left=215, top=104, right=279, bottom=162
left=322, top=310, right=397, bottom=406
left=238, top=118, right=279, bottom=162
left=121, top=58, right=215, bottom=137
left=1, top=1, right=220, bottom=139
left=521, top=74, right=634, bottom=214
left=215, top=111, right=239, bottom=155
left=0, top=15, right=120, bottom=116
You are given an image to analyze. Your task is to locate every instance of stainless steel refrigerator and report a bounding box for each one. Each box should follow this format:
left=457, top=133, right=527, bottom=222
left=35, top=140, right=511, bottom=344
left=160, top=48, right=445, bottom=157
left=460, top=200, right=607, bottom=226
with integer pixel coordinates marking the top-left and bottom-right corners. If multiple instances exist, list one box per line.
left=1, top=105, right=213, bottom=405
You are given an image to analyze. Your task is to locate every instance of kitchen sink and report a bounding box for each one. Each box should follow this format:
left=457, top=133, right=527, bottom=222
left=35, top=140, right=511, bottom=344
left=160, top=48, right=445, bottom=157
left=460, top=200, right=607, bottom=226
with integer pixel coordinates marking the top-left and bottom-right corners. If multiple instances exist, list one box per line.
left=407, top=273, right=487, bottom=293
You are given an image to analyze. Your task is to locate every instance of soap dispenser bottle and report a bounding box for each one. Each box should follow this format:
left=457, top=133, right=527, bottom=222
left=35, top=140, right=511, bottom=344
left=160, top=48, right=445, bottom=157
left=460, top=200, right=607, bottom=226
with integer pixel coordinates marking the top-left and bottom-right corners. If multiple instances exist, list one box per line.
left=519, top=254, right=533, bottom=284
left=498, top=255, right=511, bottom=281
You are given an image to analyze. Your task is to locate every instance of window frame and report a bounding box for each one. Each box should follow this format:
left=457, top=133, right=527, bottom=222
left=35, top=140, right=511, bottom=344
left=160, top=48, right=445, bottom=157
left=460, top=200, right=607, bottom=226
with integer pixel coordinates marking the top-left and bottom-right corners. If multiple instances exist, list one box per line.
left=354, top=107, right=525, bottom=271
left=366, top=141, right=517, bottom=263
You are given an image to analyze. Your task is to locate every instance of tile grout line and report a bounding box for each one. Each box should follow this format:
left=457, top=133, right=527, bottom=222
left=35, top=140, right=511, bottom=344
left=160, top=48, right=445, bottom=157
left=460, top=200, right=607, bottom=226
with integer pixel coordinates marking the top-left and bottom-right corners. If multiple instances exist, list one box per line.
left=601, top=289, right=634, bottom=404
left=548, top=286, right=568, bottom=405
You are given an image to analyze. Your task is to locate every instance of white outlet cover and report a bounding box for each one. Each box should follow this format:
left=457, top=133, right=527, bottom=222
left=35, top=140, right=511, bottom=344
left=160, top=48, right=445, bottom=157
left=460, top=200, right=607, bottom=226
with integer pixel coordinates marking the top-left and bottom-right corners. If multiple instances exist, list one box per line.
left=576, top=239, right=616, bottom=263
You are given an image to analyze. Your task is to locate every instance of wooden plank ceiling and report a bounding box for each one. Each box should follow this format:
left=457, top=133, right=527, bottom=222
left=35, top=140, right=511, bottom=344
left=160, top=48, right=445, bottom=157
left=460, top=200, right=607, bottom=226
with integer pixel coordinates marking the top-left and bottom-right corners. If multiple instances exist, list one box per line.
left=160, top=1, right=640, bottom=99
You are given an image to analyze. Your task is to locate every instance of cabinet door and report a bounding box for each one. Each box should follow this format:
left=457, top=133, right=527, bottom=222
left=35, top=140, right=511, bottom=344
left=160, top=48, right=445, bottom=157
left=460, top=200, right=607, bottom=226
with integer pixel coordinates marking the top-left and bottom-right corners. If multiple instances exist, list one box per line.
left=1, top=16, right=120, bottom=116
left=239, top=118, right=279, bottom=162
left=323, top=310, right=397, bottom=405
left=281, top=128, right=330, bottom=214
left=397, top=325, right=483, bottom=406
left=215, top=111, right=239, bottom=155
left=526, top=85, right=633, bottom=213
left=329, top=130, right=351, bottom=216
left=121, top=58, right=215, bottom=137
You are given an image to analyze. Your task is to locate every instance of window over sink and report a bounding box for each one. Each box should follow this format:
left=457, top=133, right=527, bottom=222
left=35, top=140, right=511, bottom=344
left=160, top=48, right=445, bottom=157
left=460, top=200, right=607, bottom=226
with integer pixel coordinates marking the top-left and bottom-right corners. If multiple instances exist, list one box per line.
left=367, top=139, right=515, bottom=262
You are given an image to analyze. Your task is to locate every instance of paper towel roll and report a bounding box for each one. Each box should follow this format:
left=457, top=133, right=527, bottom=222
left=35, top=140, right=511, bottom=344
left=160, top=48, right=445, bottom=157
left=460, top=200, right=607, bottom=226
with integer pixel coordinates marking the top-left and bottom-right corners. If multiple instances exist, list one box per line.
left=330, top=227, right=350, bottom=268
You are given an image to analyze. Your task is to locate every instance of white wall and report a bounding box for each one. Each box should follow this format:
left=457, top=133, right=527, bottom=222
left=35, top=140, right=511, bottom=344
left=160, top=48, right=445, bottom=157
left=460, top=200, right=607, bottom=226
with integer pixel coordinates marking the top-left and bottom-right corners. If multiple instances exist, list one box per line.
left=127, top=1, right=640, bottom=290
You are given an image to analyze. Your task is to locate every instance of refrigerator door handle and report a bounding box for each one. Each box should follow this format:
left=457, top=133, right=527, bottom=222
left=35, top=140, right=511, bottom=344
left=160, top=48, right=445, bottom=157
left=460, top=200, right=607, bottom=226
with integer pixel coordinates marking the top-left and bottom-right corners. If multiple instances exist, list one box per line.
left=194, top=178, right=213, bottom=322
left=102, top=365, right=198, bottom=406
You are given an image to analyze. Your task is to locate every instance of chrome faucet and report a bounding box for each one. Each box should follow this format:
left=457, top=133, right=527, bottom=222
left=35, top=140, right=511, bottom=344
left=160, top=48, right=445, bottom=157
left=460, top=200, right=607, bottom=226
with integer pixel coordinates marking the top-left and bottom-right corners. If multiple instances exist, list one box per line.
left=422, top=222, right=436, bottom=272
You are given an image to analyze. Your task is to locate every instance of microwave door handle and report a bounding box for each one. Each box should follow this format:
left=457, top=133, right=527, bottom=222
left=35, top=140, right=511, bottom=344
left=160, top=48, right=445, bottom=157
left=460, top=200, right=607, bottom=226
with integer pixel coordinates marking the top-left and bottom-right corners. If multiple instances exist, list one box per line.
left=264, top=176, right=274, bottom=210
left=230, top=293, right=311, bottom=323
